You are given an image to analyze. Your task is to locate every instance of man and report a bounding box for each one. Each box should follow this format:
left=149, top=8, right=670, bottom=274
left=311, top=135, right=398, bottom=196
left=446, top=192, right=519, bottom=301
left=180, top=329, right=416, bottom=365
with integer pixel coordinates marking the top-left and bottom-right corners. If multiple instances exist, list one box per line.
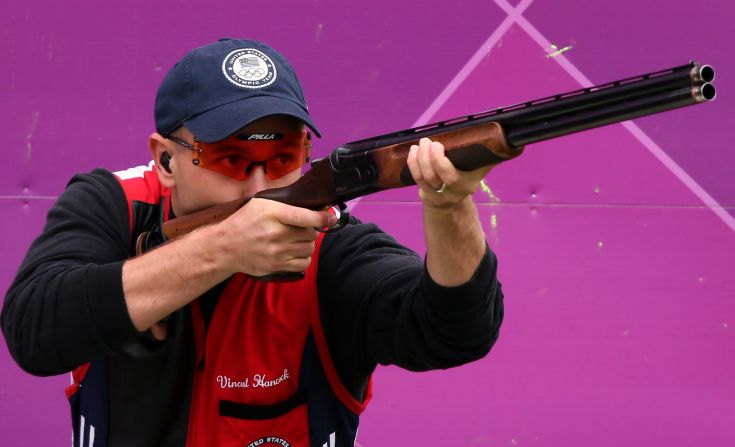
left=2, top=38, right=503, bottom=446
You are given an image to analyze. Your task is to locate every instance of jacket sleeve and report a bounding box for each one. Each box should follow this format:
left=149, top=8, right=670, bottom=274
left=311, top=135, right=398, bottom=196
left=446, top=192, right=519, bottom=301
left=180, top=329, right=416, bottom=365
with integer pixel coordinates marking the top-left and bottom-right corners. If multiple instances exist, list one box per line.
left=1, top=169, right=141, bottom=376
left=317, top=218, right=504, bottom=394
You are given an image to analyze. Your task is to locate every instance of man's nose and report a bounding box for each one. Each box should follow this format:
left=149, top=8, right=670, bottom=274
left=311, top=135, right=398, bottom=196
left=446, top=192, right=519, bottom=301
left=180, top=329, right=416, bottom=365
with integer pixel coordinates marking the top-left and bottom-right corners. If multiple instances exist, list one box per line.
left=245, top=162, right=269, bottom=191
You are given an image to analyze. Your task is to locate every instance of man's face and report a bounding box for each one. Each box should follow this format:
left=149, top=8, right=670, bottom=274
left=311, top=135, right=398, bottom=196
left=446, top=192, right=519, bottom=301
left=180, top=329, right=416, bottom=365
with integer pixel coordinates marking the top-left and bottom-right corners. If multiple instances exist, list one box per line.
left=165, top=115, right=306, bottom=216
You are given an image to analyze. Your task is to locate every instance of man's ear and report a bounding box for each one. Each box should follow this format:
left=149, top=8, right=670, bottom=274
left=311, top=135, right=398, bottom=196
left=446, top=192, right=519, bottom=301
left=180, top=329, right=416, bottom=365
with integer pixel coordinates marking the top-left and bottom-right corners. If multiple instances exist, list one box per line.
left=149, top=133, right=176, bottom=189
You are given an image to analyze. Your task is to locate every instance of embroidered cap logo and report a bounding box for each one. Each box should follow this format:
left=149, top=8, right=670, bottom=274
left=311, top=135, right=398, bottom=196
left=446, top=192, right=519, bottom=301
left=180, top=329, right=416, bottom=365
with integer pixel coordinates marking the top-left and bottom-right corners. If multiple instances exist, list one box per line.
left=222, top=48, right=277, bottom=88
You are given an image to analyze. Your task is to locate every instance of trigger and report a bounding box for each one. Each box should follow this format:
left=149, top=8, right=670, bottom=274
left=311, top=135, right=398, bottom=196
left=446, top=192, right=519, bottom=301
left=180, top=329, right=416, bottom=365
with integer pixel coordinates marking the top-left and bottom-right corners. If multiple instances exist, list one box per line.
left=318, top=203, right=349, bottom=233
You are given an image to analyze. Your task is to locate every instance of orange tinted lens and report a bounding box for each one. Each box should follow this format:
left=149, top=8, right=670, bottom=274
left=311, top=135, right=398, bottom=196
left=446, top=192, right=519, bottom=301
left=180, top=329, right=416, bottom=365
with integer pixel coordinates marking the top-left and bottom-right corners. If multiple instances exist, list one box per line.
left=197, top=132, right=307, bottom=181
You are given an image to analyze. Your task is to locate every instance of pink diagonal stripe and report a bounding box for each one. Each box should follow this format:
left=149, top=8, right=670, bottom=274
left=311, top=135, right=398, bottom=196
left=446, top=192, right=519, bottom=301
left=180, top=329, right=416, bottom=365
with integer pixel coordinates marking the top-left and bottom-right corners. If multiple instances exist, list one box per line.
left=414, top=0, right=536, bottom=127
left=498, top=0, right=735, bottom=231
left=350, top=0, right=535, bottom=211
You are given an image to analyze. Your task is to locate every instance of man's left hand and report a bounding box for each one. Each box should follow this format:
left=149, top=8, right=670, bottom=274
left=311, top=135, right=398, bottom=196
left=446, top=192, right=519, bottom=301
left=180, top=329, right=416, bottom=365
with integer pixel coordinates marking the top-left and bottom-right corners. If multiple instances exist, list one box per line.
left=406, top=137, right=493, bottom=209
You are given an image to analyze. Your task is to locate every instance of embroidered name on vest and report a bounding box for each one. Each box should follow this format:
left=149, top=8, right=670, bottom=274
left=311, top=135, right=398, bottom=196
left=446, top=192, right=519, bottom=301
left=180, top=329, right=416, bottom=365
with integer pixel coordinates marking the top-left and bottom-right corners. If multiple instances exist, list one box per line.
left=216, top=369, right=290, bottom=389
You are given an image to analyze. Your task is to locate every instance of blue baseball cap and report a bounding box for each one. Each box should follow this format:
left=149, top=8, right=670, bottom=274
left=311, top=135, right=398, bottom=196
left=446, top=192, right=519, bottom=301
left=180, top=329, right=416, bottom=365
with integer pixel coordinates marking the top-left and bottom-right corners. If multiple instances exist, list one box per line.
left=155, top=38, right=320, bottom=142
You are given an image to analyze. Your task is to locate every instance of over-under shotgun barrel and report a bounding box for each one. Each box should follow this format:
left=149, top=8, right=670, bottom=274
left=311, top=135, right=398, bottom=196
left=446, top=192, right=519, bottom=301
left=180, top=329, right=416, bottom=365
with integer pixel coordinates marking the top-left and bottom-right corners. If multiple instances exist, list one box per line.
left=342, top=61, right=715, bottom=150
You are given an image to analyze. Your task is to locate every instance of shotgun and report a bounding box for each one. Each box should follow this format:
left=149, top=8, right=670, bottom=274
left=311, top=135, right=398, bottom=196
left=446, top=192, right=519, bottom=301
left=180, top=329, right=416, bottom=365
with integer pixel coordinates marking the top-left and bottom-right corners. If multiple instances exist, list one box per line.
left=137, top=61, right=716, bottom=257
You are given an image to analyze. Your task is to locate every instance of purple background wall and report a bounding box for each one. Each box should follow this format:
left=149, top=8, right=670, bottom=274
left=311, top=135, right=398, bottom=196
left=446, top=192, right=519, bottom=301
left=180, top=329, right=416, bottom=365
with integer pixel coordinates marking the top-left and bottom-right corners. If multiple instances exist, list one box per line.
left=1, top=0, right=733, bottom=445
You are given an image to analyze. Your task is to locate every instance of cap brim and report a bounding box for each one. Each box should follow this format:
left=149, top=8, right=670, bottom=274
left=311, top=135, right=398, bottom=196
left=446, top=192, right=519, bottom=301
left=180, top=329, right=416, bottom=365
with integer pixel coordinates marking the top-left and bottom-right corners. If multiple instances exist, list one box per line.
left=183, top=95, right=321, bottom=142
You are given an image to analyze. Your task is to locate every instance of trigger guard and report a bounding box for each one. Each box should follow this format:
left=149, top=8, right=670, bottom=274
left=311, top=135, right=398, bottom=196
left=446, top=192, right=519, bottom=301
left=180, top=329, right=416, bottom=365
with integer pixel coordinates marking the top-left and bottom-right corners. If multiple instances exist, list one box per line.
left=318, top=203, right=349, bottom=233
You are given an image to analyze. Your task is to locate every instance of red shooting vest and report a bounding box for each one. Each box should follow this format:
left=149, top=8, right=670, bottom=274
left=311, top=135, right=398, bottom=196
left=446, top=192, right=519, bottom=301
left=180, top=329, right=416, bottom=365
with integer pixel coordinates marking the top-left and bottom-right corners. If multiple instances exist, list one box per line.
left=67, top=163, right=371, bottom=447
left=184, top=211, right=371, bottom=447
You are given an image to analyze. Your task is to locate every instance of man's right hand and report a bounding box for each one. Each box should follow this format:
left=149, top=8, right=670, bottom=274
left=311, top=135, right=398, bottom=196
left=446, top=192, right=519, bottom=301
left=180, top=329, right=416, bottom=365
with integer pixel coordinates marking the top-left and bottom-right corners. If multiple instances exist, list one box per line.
left=216, top=198, right=336, bottom=277
left=123, top=198, right=333, bottom=333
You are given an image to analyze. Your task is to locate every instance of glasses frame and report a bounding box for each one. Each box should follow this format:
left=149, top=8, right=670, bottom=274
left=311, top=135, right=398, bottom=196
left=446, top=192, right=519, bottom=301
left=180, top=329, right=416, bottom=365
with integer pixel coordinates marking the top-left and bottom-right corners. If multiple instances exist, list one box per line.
left=167, top=135, right=204, bottom=165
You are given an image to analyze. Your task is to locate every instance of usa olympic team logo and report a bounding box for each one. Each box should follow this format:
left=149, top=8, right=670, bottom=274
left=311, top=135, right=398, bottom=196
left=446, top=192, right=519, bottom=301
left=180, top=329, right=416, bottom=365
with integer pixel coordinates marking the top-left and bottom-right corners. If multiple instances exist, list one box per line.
left=245, top=436, right=291, bottom=447
left=222, top=48, right=277, bottom=88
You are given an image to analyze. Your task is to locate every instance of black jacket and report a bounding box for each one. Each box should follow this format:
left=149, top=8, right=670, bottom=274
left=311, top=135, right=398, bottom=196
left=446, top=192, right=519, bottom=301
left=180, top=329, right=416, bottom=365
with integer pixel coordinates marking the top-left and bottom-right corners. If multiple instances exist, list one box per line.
left=2, top=168, right=504, bottom=446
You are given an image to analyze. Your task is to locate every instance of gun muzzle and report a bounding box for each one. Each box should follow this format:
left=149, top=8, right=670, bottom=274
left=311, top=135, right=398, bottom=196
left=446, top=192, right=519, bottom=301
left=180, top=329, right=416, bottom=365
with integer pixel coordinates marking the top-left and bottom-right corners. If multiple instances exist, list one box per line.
left=694, top=83, right=717, bottom=102
left=691, top=64, right=715, bottom=84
